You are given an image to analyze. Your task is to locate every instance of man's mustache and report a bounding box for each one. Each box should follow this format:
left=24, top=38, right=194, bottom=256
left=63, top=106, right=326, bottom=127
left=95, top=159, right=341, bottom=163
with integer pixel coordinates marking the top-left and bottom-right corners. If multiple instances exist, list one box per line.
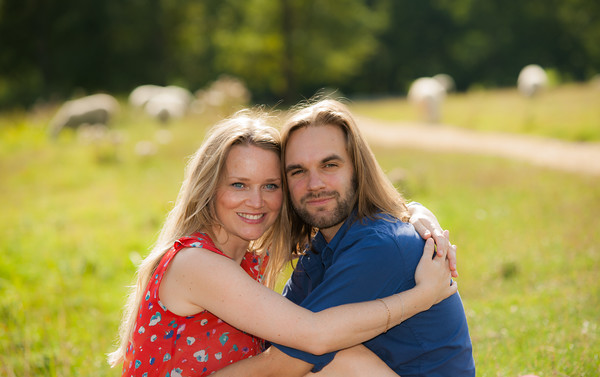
left=300, top=191, right=339, bottom=204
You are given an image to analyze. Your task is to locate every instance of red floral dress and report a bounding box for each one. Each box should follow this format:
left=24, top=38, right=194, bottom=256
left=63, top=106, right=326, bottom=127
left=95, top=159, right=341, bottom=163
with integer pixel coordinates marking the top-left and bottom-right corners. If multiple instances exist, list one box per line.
left=122, top=232, right=267, bottom=377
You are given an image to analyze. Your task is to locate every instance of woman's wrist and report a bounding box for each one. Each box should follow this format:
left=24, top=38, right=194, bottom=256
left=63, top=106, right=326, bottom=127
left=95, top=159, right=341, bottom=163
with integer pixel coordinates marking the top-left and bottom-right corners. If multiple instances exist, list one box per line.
left=383, top=288, right=430, bottom=330
left=410, top=284, right=436, bottom=312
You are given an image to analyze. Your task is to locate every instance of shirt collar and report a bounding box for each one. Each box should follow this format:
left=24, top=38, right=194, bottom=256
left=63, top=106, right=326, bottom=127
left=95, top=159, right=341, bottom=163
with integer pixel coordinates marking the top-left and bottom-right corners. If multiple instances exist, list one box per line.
left=312, top=208, right=358, bottom=254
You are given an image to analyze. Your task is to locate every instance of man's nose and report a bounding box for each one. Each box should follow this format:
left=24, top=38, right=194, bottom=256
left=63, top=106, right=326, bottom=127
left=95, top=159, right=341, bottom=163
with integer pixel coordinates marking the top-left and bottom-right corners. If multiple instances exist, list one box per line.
left=307, top=171, right=326, bottom=191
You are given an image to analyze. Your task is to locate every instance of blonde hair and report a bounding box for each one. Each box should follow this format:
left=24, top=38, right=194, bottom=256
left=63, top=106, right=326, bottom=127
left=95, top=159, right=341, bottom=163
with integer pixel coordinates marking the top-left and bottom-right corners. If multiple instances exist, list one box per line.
left=108, top=110, right=292, bottom=367
left=281, top=99, right=409, bottom=252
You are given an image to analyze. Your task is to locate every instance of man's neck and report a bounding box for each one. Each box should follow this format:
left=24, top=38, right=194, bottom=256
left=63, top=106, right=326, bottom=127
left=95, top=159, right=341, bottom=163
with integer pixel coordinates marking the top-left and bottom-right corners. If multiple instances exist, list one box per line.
left=319, top=221, right=345, bottom=243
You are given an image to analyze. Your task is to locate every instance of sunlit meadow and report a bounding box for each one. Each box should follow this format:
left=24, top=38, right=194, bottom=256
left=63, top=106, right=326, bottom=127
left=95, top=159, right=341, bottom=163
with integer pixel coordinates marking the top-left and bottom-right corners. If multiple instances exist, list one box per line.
left=1, top=84, right=598, bottom=376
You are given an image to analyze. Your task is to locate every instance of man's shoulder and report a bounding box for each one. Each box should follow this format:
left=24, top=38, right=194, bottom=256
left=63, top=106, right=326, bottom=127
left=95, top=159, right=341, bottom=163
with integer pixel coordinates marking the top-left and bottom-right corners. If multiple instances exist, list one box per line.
left=349, top=213, right=420, bottom=243
left=337, top=214, right=424, bottom=263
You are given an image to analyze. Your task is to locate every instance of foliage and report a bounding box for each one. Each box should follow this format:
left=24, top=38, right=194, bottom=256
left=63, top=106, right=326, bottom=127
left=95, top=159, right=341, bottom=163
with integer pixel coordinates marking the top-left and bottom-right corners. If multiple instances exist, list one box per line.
left=352, top=0, right=600, bottom=94
left=1, top=0, right=599, bottom=108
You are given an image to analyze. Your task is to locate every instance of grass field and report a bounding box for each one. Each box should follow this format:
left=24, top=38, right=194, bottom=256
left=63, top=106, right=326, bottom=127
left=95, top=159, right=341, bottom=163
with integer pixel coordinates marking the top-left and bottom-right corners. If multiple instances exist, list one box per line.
left=349, top=82, right=600, bottom=142
left=1, top=86, right=599, bottom=376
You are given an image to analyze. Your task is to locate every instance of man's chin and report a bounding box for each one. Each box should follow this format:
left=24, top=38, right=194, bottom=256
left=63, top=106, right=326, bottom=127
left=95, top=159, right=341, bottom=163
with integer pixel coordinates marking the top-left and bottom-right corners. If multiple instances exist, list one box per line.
left=308, top=214, right=344, bottom=230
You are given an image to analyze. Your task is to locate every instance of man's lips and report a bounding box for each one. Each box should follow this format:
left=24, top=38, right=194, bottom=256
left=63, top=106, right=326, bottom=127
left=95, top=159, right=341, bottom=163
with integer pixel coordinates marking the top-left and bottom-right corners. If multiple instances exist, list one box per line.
left=305, top=197, right=333, bottom=206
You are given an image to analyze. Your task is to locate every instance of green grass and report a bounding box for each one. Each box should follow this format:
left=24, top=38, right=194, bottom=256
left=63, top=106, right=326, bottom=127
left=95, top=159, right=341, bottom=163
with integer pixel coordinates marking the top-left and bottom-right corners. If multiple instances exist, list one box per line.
left=1, top=87, right=599, bottom=376
left=376, top=149, right=599, bottom=376
left=349, top=82, right=600, bottom=142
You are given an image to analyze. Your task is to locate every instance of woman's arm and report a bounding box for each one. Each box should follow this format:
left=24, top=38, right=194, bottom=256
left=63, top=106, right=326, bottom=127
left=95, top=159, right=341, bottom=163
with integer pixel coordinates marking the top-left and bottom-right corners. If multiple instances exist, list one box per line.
left=159, top=238, right=456, bottom=356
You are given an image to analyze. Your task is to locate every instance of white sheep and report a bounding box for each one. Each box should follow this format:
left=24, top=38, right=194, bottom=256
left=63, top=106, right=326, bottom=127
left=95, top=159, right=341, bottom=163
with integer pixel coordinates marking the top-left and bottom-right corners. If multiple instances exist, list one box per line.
left=128, top=85, right=164, bottom=109
left=193, top=75, right=251, bottom=115
left=433, top=73, right=456, bottom=93
left=129, top=85, right=194, bottom=124
left=590, top=74, right=600, bottom=90
left=48, top=93, right=120, bottom=138
left=517, top=64, right=548, bottom=97
left=408, top=77, right=447, bottom=124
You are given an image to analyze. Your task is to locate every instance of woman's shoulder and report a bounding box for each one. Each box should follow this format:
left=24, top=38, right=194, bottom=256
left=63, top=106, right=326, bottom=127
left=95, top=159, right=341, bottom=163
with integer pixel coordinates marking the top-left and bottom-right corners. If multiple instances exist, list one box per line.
left=174, top=232, right=227, bottom=255
left=177, top=232, right=214, bottom=247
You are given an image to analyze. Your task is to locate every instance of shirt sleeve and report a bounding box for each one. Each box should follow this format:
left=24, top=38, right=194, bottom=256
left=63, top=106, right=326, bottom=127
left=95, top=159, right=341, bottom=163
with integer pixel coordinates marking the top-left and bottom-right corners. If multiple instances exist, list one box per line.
left=281, top=257, right=310, bottom=305
left=274, top=224, right=424, bottom=372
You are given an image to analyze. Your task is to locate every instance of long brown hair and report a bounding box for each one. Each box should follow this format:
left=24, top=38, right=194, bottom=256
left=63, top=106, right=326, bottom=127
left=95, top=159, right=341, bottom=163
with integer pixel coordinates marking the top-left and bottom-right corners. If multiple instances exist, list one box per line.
left=281, top=99, right=409, bottom=252
left=108, top=110, right=292, bottom=367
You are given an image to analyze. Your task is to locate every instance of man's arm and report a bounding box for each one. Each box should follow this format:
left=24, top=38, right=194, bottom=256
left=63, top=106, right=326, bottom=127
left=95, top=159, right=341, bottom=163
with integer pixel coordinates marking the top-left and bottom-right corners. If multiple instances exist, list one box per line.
left=213, top=345, right=401, bottom=377
left=312, top=345, right=400, bottom=377
left=211, top=346, right=312, bottom=377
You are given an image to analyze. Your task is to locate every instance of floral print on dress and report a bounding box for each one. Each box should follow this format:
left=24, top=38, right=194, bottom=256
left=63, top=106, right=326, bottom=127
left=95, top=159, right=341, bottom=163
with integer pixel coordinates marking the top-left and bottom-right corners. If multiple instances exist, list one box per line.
left=122, top=233, right=267, bottom=377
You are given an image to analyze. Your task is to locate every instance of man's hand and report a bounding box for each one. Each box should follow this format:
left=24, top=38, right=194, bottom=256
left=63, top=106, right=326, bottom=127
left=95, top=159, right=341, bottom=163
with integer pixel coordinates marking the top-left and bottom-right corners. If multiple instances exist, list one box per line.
left=408, top=204, right=458, bottom=277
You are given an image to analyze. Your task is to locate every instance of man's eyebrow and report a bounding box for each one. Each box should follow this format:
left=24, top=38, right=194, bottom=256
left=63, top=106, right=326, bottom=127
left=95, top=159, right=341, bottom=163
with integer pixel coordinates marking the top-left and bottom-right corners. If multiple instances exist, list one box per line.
left=285, top=163, right=303, bottom=174
left=322, top=154, right=343, bottom=163
left=285, top=154, right=344, bottom=173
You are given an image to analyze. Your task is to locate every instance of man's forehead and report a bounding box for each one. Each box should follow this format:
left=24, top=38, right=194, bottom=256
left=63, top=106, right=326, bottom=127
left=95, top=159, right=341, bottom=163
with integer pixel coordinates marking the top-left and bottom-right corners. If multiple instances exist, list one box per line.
left=285, top=128, right=349, bottom=169
left=286, top=124, right=345, bottom=146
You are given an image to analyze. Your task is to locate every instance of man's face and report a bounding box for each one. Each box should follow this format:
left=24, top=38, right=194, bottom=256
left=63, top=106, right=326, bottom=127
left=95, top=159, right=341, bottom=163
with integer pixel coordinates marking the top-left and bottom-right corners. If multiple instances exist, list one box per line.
left=284, top=124, right=356, bottom=241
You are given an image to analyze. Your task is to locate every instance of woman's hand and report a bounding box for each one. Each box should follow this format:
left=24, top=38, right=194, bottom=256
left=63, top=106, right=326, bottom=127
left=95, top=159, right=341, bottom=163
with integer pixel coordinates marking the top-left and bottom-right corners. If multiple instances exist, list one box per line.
left=414, top=238, right=458, bottom=307
left=408, top=204, right=458, bottom=277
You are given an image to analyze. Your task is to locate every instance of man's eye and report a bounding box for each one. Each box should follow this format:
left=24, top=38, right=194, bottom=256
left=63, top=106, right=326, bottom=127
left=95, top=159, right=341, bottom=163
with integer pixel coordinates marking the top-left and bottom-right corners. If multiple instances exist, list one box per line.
left=289, top=169, right=303, bottom=176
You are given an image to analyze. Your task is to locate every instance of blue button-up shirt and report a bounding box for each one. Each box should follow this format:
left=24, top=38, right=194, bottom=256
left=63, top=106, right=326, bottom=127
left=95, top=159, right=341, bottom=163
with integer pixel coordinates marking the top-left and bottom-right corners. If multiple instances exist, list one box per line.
left=273, top=211, right=475, bottom=376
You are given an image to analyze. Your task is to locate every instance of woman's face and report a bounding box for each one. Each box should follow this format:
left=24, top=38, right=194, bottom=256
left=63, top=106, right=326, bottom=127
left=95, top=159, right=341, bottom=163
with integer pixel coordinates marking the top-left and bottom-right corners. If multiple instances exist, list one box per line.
left=214, top=144, right=283, bottom=250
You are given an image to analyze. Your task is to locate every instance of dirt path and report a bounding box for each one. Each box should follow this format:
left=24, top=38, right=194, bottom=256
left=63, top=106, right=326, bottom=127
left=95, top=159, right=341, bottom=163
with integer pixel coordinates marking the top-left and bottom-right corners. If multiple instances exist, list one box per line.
left=356, top=116, right=600, bottom=177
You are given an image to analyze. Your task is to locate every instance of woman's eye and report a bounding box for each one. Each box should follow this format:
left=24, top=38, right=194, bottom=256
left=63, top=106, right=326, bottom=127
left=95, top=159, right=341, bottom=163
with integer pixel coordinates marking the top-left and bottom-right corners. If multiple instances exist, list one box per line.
left=232, top=182, right=245, bottom=188
left=265, top=183, right=279, bottom=190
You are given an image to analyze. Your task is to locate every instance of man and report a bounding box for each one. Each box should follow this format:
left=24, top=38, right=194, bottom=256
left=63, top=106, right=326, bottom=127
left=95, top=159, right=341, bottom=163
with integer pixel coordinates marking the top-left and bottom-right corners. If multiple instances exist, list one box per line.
left=218, top=99, right=475, bottom=376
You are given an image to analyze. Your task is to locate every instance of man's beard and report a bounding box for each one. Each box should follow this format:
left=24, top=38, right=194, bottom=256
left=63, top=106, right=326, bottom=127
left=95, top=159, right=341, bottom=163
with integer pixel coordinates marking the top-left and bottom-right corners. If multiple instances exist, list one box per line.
left=293, top=178, right=357, bottom=230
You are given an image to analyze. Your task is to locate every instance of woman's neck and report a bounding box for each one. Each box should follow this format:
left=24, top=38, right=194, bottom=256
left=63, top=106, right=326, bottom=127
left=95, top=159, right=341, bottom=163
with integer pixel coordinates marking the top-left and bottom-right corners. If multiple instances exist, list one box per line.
left=210, top=226, right=249, bottom=264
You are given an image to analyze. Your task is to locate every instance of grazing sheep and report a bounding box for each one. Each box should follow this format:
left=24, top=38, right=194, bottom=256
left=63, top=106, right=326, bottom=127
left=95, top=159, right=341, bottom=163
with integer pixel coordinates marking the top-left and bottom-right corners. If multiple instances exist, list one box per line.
left=517, top=64, right=548, bottom=97
left=129, top=85, right=194, bottom=124
left=144, top=88, right=192, bottom=124
left=193, top=75, right=251, bottom=115
left=590, top=74, right=600, bottom=90
left=48, top=93, right=120, bottom=138
left=134, top=140, right=158, bottom=158
left=433, top=73, right=456, bottom=93
left=128, top=85, right=164, bottom=109
left=408, top=77, right=447, bottom=124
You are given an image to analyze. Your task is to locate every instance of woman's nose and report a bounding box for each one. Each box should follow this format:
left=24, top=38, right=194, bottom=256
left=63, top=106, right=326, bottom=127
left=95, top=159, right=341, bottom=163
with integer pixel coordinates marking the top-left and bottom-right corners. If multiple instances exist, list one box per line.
left=246, top=188, right=264, bottom=207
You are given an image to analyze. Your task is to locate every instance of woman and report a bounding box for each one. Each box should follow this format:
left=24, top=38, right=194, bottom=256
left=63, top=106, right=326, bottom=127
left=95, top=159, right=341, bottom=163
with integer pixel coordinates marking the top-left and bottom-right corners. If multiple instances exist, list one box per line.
left=108, top=110, right=456, bottom=376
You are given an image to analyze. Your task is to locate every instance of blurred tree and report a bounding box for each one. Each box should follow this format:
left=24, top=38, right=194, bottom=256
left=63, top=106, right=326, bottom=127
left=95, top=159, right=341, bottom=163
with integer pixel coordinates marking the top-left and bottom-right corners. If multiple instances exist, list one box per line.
left=554, top=0, right=600, bottom=79
left=0, top=0, right=598, bottom=108
left=346, top=0, right=458, bottom=94
left=105, top=0, right=170, bottom=91
left=211, top=0, right=388, bottom=103
left=350, top=0, right=600, bottom=95
left=0, top=0, right=113, bottom=105
left=165, top=0, right=224, bottom=91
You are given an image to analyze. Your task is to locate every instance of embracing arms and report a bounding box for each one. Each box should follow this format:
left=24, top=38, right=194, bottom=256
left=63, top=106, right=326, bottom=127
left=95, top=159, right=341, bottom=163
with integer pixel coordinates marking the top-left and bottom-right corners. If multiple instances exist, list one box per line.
left=408, top=202, right=458, bottom=277
left=159, top=238, right=454, bottom=356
